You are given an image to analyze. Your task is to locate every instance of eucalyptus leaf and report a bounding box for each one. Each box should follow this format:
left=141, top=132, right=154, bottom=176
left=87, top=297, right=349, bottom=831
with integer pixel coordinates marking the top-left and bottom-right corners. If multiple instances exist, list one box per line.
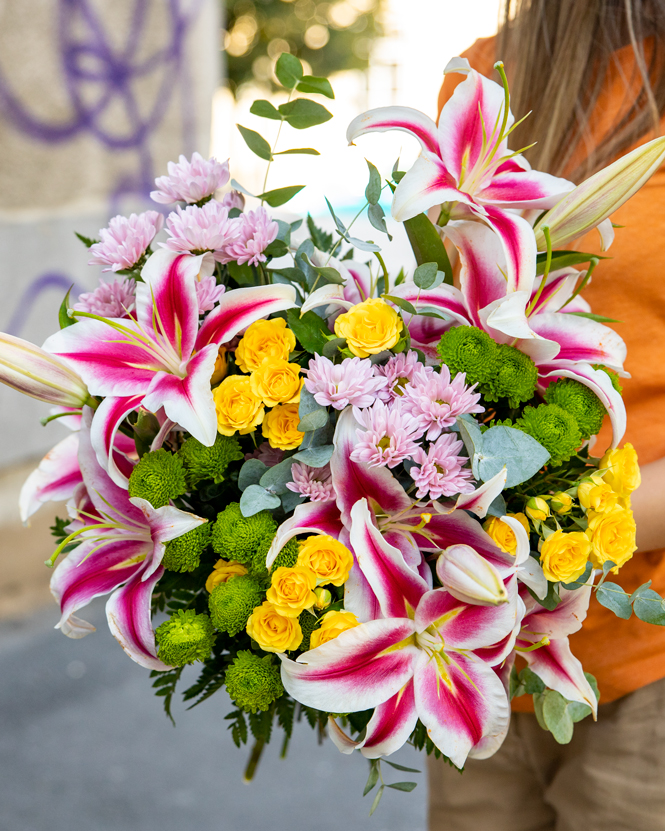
left=249, top=99, right=281, bottom=120
left=346, top=235, right=381, bottom=253
left=293, top=444, right=334, bottom=467
left=296, top=74, right=334, bottom=98
left=565, top=561, right=593, bottom=590
left=239, top=485, right=281, bottom=517
left=633, top=588, right=665, bottom=625
left=238, top=459, right=268, bottom=492
left=475, top=426, right=550, bottom=488
left=567, top=701, right=593, bottom=722
left=301, top=253, right=345, bottom=285
left=369, top=784, right=385, bottom=816
left=413, top=262, right=439, bottom=289
left=274, top=147, right=320, bottom=155
left=519, top=667, right=546, bottom=695
left=275, top=53, right=303, bottom=89
left=542, top=690, right=574, bottom=744
left=382, top=760, right=421, bottom=773
left=322, top=337, right=346, bottom=358
left=363, top=764, right=380, bottom=796
left=367, top=202, right=392, bottom=239
left=258, top=185, right=305, bottom=207
left=365, top=159, right=382, bottom=205
left=386, top=782, right=417, bottom=792
left=456, top=416, right=484, bottom=463
left=383, top=294, right=416, bottom=315
left=298, top=388, right=329, bottom=432
left=237, top=124, right=272, bottom=161
left=486, top=494, right=507, bottom=518
left=299, top=423, right=330, bottom=449
left=281, top=490, right=306, bottom=512
left=278, top=98, right=332, bottom=130
left=260, top=458, right=295, bottom=494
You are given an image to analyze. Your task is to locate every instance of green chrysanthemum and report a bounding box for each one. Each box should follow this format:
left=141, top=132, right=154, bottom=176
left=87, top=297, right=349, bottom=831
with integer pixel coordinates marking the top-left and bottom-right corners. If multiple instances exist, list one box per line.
left=269, top=537, right=301, bottom=573
left=592, top=364, right=623, bottom=394
left=516, top=404, right=582, bottom=466
left=127, top=449, right=187, bottom=508
left=298, top=610, right=320, bottom=652
left=155, top=610, right=216, bottom=667
left=437, top=326, right=498, bottom=385
left=211, top=503, right=277, bottom=565
left=178, top=433, right=244, bottom=488
left=225, top=650, right=284, bottom=713
left=482, top=345, right=538, bottom=408
left=544, top=378, right=607, bottom=440
left=208, top=574, right=263, bottom=636
left=162, top=523, right=211, bottom=573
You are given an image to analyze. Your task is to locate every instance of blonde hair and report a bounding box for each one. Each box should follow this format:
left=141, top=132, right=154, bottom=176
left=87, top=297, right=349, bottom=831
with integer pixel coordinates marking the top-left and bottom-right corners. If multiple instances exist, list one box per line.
left=498, top=0, right=665, bottom=180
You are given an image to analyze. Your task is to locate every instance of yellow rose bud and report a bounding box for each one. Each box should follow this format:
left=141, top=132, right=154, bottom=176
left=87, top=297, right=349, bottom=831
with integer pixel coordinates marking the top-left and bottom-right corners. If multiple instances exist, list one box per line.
left=333, top=298, right=403, bottom=358
left=587, top=507, right=637, bottom=572
left=246, top=601, right=303, bottom=653
left=213, top=375, right=264, bottom=436
left=235, top=318, right=296, bottom=373
left=297, top=534, right=354, bottom=587
left=600, top=443, right=641, bottom=498
left=210, top=346, right=228, bottom=386
left=550, top=492, right=574, bottom=515
left=539, top=529, right=591, bottom=584
left=310, top=610, right=360, bottom=649
left=578, top=474, right=620, bottom=514
left=266, top=566, right=317, bottom=617
left=526, top=497, right=550, bottom=522
left=483, top=513, right=530, bottom=555
left=262, top=402, right=304, bottom=450
left=205, top=559, right=248, bottom=593
left=313, top=587, right=333, bottom=610
left=250, top=357, right=303, bottom=408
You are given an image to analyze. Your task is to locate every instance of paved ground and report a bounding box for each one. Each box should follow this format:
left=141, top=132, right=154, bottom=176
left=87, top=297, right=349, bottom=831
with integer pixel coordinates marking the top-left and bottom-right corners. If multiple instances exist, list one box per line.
left=0, top=599, right=428, bottom=831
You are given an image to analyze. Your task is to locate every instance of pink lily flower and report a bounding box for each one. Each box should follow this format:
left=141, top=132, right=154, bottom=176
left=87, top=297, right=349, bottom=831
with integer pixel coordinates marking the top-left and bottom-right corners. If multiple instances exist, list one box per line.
left=346, top=58, right=573, bottom=291
left=43, top=249, right=296, bottom=485
left=19, top=434, right=83, bottom=524
left=50, top=411, right=206, bottom=668
left=280, top=498, right=517, bottom=765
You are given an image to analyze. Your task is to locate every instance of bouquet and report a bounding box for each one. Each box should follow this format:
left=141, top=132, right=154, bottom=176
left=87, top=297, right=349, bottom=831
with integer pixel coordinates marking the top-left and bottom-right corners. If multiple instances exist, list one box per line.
left=4, top=53, right=665, bottom=808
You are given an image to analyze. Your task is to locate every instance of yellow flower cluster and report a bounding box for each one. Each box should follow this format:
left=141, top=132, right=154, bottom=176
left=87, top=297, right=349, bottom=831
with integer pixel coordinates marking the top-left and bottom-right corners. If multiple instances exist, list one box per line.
left=334, top=298, right=403, bottom=358
left=212, top=318, right=305, bottom=450
left=205, top=559, right=248, bottom=593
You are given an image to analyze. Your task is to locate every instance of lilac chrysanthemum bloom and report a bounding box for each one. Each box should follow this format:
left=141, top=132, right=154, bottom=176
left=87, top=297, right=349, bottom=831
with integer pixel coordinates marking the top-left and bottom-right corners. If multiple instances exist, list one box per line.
left=410, top=433, right=475, bottom=500
left=163, top=200, right=238, bottom=256
left=220, top=190, right=245, bottom=211
left=88, top=212, right=163, bottom=273
left=244, top=442, right=284, bottom=467
left=375, top=350, right=433, bottom=402
left=286, top=463, right=335, bottom=502
left=219, top=207, right=278, bottom=267
left=304, top=355, right=388, bottom=410
left=195, top=276, right=225, bottom=313
left=350, top=401, right=422, bottom=469
left=400, top=365, right=484, bottom=441
left=151, top=152, right=230, bottom=205
left=74, top=277, right=136, bottom=318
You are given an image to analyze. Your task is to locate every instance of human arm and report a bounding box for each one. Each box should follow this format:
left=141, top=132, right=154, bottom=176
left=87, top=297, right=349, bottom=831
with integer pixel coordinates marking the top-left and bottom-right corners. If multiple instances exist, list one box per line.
left=631, top=456, right=665, bottom=552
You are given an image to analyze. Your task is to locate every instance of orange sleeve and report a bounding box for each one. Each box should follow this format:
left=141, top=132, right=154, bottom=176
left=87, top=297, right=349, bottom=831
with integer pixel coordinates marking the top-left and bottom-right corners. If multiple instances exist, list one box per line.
left=437, top=37, right=498, bottom=119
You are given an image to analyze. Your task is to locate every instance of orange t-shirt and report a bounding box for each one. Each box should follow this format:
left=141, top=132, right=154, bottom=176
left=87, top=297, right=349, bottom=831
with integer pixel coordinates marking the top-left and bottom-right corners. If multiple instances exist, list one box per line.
left=439, top=38, right=665, bottom=707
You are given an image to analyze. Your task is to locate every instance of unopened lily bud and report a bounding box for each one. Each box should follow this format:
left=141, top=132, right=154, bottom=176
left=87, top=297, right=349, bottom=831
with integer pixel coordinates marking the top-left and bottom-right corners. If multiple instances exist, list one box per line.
left=313, top=587, right=332, bottom=611
left=0, top=332, right=89, bottom=407
left=526, top=497, right=550, bottom=522
left=550, top=492, right=573, bottom=515
left=436, top=544, right=509, bottom=607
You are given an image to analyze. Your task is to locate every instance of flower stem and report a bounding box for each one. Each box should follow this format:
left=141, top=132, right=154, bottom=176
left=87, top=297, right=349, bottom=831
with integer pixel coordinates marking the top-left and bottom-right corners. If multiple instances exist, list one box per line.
left=243, top=737, right=266, bottom=782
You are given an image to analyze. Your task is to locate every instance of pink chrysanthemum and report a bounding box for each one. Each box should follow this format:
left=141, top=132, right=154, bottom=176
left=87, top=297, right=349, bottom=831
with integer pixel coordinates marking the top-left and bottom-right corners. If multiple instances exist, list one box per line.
left=304, top=355, right=387, bottom=410
left=151, top=152, right=230, bottom=205
left=286, top=463, right=335, bottom=502
left=163, top=200, right=238, bottom=255
left=375, top=351, right=433, bottom=402
left=220, top=190, right=245, bottom=211
left=410, top=433, right=475, bottom=500
left=195, top=276, right=225, bottom=313
left=218, top=207, right=278, bottom=267
left=244, top=442, right=284, bottom=467
left=88, top=212, right=163, bottom=272
left=74, top=277, right=136, bottom=318
left=350, top=401, right=422, bottom=469
left=400, top=365, right=484, bottom=441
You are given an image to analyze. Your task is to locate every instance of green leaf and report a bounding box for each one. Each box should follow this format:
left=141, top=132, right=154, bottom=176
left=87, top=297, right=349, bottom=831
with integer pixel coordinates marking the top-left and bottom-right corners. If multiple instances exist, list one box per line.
left=367, top=202, right=392, bottom=239
left=260, top=458, right=296, bottom=494
left=473, top=426, right=551, bottom=488
left=238, top=459, right=268, bottom=491
left=264, top=239, right=288, bottom=258
left=633, top=588, right=665, bottom=625
left=363, top=764, right=380, bottom=796
left=300, top=254, right=345, bottom=285
left=542, top=690, right=574, bottom=744
left=365, top=159, right=382, bottom=205
left=565, top=560, right=593, bottom=590
left=322, top=337, right=346, bottom=358
left=568, top=701, right=593, bottom=722
left=519, top=667, right=546, bottom=695
left=413, top=262, right=441, bottom=290
left=258, top=185, right=305, bottom=207
left=250, top=99, right=282, bottom=120
left=457, top=416, right=484, bottom=461
left=293, top=444, right=334, bottom=467
left=382, top=760, right=421, bottom=773
left=287, top=307, right=330, bottom=354
left=272, top=267, right=308, bottom=290
left=387, top=782, right=417, bottom=792
left=369, top=784, right=385, bottom=816
left=306, top=214, right=334, bottom=252
left=296, top=75, right=334, bottom=98
left=538, top=581, right=562, bottom=611
left=239, top=484, right=281, bottom=517
left=275, top=53, right=303, bottom=89
left=281, top=490, right=305, bottom=512
left=237, top=124, right=272, bottom=161
left=74, top=231, right=98, bottom=248
left=274, top=147, right=320, bottom=155
left=403, top=213, right=453, bottom=283
left=568, top=311, right=621, bottom=324
left=298, top=388, right=328, bottom=432
left=278, top=98, right=333, bottom=130
left=383, top=294, right=416, bottom=315
left=536, top=250, right=606, bottom=275
left=58, top=287, right=76, bottom=329
left=596, top=582, right=633, bottom=619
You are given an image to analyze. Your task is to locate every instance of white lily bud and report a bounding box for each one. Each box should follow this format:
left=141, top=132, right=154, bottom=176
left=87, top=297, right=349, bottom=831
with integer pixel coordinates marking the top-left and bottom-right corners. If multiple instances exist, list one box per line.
left=534, top=135, right=665, bottom=251
left=0, top=332, right=89, bottom=407
left=436, top=544, right=509, bottom=607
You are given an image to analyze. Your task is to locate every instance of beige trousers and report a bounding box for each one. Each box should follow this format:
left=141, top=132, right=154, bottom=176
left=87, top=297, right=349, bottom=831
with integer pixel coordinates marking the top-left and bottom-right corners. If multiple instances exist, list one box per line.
left=428, top=677, right=665, bottom=831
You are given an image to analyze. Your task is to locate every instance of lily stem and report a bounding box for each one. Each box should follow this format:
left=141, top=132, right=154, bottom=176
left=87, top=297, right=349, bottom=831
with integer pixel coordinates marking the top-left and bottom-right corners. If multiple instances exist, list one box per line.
left=244, top=737, right=266, bottom=782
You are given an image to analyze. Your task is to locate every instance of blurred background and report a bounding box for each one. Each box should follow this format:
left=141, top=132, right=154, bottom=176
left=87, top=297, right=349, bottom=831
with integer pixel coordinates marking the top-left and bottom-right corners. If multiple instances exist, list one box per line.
left=0, top=1, right=498, bottom=828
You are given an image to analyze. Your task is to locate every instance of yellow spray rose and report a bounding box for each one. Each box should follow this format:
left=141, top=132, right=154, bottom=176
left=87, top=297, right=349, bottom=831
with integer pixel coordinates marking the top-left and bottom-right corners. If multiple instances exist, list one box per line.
left=483, top=513, right=530, bottom=556
left=262, top=402, right=304, bottom=450
left=250, top=357, right=303, bottom=407
left=266, top=566, right=317, bottom=617
left=539, top=529, right=591, bottom=584
left=587, top=507, right=637, bottom=571
left=210, top=346, right=228, bottom=386
left=600, top=443, right=641, bottom=498
left=333, top=298, right=403, bottom=358
left=551, top=492, right=574, bottom=515
left=246, top=601, right=303, bottom=652
left=205, top=559, right=248, bottom=593
left=235, top=318, right=296, bottom=373
left=297, top=534, right=354, bottom=586
left=310, top=610, right=360, bottom=649
left=526, top=496, right=550, bottom=522
left=313, top=587, right=333, bottom=610
left=578, top=473, right=621, bottom=514
left=213, top=375, right=264, bottom=436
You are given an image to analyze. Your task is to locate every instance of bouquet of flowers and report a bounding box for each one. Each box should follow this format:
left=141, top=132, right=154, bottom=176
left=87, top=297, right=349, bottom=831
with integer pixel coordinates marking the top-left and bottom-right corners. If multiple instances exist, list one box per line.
left=3, top=53, right=665, bottom=807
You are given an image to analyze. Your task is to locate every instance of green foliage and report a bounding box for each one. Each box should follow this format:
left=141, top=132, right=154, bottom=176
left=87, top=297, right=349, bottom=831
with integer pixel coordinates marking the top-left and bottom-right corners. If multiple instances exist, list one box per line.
left=515, top=404, right=582, bottom=466
left=270, top=537, right=300, bottom=573
left=595, top=579, right=665, bottom=625
left=306, top=214, right=334, bottom=252
left=74, top=231, right=99, bottom=248
left=150, top=666, right=184, bottom=726
left=437, top=326, right=498, bottom=385
left=208, top=574, right=263, bottom=635
left=50, top=516, right=71, bottom=545
left=286, top=307, right=330, bottom=354
left=162, top=523, right=212, bottom=573
left=403, top=213, right=453, bottom=282
left=211, top=502, right=277, bottom=563
left=483, top=344, right=538, bottom=409
left=225, top=650, right=284, bottom=712
left=226, top=708, right=249, bottom=747
left=258, top=184, right=305, bottom=206
left=533, top=673, right=600, bottom=744
left=178, top=432, right=244, bottom=488
left=155, top=610, right=217, bottom=667
left=127, top=448, right=188, bottom=508
left=545, top=378, right=606, bottom=440
left=237, top=123, right=273, bottom=160
left=278, top=98, right=332, bottom=129
left=298, top=609, right=320, bottom=651
left=592, top=364, right=623, bottom=393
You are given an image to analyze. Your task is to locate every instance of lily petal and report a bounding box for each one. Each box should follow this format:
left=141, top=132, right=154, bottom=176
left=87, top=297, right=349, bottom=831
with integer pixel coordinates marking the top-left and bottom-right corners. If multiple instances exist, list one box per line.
left=391, top=154, right=466, bottom=222
left=359, top=680, right=419, bottom=759
left=346, top=105, right=442, bottom=156
left=528, top=312, right=627, bottom=372
left=470, top=204, right=537, bottom=295
left=89, top=395, right=143, bottom=488
left=19, top=434, right=82, bottom=523
left=521, top=636, right=597, bottom=713
left=265, top=499, right=344, bottom=568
